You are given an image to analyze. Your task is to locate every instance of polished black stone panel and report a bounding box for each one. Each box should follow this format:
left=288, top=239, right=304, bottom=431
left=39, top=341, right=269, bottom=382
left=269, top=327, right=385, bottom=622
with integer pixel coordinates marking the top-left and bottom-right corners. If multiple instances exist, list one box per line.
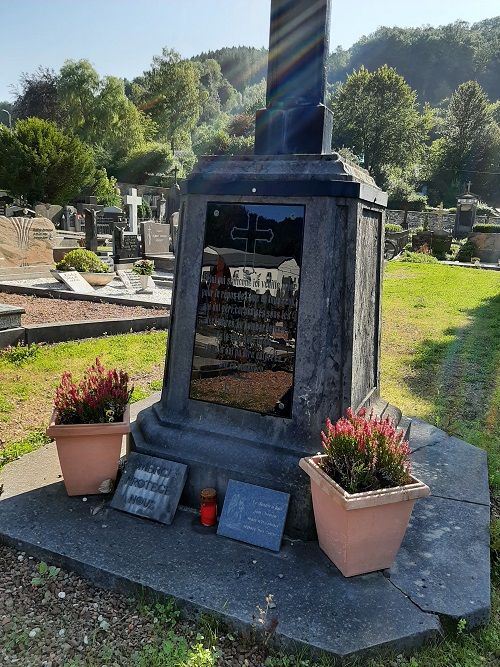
left=189, top=203, right=304, bottom=417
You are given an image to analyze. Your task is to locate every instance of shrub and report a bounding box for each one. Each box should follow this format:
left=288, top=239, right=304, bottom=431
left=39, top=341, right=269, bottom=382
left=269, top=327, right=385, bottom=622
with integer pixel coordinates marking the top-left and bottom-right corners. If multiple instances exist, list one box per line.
left=472, top=223, right=500, bottom=234
left=53, top=358, right=133, bottom=424
left=455, top=239, right=477, bottom=262
left=55, top=249, right=110, bottom=273
left=320, top=407, right=412, bottom=493
left=399, top=250, right=438, bottom=264
left=385, top=224, right=403, bottom=233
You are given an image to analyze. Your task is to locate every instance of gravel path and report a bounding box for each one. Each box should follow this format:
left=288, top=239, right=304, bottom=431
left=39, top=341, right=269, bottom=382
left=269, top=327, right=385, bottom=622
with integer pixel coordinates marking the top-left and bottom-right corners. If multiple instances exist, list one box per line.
left=0, top=544, right=268, bottom=667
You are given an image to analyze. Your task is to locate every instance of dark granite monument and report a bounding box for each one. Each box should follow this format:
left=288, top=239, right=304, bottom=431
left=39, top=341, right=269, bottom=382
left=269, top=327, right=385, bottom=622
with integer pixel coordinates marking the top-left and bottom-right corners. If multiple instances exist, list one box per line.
left=84, top=209, right=98, bottom=253
left=111, top=221, right=141, bottom=268
left=131, top=0, right=388, bottom=540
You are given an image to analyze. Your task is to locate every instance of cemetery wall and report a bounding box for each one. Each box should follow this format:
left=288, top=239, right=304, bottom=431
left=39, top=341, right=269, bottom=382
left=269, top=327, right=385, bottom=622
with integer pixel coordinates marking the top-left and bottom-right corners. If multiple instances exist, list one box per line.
left=386, top=209, right=495, bottom=232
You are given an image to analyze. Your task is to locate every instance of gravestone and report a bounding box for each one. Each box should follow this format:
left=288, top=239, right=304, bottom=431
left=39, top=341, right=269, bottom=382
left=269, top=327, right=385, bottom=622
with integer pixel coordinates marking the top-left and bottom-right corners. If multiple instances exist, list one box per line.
left=454, top=184, right=479, bottom=239
left=111, top=221, right=141, bottom=268
left=131, top=0, right=388, bottom=540
left=0, top=196, right=13, bottom=216
left=84, top=209, right=99, bottom=253
left=110, top=452, right=187, bottom=524
left=117, top=270, right=154, bottom=293
left=58, top=270, right=95, bottom=294
left=217, top=480, right=290, bottom=551
left=124, top=188, right=142, bottom=236
left=76, top=197, right=103, bottom=236
left=140, top=220, right=170, bottom=256
left=0, top=216, right=56, bottom=268
left=0, top=303, right=25, bottom=348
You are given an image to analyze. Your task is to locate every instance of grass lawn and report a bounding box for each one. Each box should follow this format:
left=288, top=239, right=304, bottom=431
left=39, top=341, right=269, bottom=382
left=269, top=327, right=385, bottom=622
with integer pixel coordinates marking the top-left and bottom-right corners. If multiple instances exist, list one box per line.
left=1, top=262, right=499, bottom=665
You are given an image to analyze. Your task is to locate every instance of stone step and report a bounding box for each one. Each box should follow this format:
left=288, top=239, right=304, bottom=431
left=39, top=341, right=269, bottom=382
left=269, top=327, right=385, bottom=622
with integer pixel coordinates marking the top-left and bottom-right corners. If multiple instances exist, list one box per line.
left=0, top=265, right=54, bottom=280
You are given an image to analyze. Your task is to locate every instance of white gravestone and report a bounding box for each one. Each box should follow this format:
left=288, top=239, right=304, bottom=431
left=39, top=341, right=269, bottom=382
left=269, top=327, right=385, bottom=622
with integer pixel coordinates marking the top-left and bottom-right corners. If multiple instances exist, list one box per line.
left=58, top=270, right=95, bottom=294
left=124, top=188, right=142, bottom=236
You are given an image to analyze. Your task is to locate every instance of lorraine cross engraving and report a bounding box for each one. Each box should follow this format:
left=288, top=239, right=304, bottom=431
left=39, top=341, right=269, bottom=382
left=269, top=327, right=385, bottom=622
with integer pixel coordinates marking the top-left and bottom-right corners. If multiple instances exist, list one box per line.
left=230, top=212, right=274, bottom=255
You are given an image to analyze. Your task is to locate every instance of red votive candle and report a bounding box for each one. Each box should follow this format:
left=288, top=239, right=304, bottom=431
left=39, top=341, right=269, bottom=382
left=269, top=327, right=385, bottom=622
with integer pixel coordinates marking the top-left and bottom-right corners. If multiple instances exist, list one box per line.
left=200, top=488, right=217, bottom=526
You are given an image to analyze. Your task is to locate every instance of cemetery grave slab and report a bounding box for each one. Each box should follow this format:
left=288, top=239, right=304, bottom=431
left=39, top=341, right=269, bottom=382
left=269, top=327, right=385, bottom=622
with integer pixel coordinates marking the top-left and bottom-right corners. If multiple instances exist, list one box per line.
left=0, top=396, right=490, bottom=660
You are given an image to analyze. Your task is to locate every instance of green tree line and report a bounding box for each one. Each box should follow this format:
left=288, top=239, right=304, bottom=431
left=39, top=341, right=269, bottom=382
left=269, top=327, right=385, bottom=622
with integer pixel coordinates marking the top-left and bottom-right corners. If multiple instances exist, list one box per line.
left=0, top=17, right=499, bottom=208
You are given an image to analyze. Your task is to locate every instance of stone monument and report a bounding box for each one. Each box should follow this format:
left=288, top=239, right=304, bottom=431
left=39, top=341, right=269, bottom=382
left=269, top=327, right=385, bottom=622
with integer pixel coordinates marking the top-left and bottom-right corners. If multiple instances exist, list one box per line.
left=0, top=216, right=56, bottom=268
left=131, top=0, right=388, bottom=540
left=125, top=187, right=142, bottom=236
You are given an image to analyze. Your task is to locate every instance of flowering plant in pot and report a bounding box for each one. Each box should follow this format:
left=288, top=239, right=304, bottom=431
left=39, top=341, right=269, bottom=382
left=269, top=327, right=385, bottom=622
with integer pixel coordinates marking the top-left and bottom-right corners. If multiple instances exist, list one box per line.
left=299, top=407, right=430, bottom=577
left=132, top=259, right=154, bottom=275
left=46, top=359, right=133, bottom=496
left=132, top=259, right=154, bottom=290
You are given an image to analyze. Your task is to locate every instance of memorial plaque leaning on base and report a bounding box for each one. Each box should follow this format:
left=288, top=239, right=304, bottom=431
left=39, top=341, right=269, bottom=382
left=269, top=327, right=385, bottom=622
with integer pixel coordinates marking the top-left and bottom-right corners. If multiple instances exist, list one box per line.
left=58, top=270, right=95, bottom=294
left=110, top=452, right=187, bottom=524
left=217, top=479, right=290, bottom=551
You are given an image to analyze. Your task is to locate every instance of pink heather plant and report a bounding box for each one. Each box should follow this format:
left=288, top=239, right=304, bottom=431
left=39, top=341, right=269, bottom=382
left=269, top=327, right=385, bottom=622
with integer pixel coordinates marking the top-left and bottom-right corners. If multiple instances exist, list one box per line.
left=54, top=358, right=133, bottom=425
left=320, top=407, right=412, bottom=494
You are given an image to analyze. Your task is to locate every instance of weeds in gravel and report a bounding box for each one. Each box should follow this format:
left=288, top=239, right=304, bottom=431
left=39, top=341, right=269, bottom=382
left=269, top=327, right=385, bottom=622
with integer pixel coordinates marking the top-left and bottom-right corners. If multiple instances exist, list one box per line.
left=0, top=342, right=44, bottom=365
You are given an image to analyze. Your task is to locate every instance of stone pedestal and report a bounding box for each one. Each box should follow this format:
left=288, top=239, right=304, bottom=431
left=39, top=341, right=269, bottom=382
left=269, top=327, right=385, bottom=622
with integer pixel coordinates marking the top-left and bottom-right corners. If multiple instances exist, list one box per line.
left=131, top=154, right=387, bottom=540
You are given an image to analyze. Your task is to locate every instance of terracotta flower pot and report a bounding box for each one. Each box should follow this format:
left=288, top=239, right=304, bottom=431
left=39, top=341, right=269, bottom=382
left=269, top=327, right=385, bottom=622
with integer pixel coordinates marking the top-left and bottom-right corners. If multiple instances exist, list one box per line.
left=46, top=405, right=130, bottom=496
left=299, top=455, right=430, bottom=577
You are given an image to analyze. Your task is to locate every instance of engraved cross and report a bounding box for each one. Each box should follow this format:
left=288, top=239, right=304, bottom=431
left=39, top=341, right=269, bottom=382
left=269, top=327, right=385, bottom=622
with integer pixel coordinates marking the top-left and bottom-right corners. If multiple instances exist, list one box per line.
left=230, top=213, right=274, bottom=254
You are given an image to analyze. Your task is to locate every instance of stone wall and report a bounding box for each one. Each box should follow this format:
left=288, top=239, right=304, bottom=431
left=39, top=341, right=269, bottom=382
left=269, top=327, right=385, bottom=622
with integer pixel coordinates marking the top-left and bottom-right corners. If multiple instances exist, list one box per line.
left=386, top=210, right=494, bottom=232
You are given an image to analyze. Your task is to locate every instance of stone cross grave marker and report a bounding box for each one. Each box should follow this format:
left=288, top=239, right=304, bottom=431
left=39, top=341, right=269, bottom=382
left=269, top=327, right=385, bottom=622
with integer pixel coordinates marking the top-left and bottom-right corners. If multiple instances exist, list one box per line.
left=124, top=188, right=142, bottom=236
left=131, top=0, right=388, bottom=541
left=255, top=0, right=332, bottom=155
left=217, top=480, right=290, bottom=551
left=58, top=270, right=95, bottom=294
left=110, top=452, right=187, bottom=524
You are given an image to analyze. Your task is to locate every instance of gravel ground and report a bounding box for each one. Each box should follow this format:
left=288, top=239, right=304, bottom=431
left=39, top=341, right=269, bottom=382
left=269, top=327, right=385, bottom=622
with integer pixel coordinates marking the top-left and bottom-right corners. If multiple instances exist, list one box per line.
left=0, top=273, right=172, bottom=307
left=0, top=291, right=169, bottom=326
left=0, top=545, right=269, bottom=667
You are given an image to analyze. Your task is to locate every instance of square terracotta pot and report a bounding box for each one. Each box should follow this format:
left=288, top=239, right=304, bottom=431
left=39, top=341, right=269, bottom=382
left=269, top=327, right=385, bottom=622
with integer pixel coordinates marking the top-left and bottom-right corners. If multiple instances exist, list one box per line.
left=46, top=405, right=130, bottom=496
left=299, top=455, right=430, bottom=577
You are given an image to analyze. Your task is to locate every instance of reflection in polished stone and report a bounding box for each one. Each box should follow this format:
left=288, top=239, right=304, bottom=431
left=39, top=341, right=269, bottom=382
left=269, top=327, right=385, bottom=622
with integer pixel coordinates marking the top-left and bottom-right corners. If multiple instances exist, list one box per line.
left=190, top=203, right=304, bottom=418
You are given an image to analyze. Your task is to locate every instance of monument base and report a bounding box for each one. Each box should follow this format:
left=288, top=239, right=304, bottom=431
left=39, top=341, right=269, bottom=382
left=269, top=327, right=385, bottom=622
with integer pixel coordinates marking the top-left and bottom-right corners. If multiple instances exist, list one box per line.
left=131, top=154, right=388, bottom=541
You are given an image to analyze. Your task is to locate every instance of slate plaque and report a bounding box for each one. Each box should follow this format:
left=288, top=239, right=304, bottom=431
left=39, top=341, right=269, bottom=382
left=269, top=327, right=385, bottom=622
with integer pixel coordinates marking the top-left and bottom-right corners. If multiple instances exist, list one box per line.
left=58, top=270, right=95, bottom=294
left=217, top=480, right=290, bottom=551
left=117, top=270, right=154, bottom=292
left=110, top=452, right=187, bottom=524
left=189, top=203, right=304, bottom=418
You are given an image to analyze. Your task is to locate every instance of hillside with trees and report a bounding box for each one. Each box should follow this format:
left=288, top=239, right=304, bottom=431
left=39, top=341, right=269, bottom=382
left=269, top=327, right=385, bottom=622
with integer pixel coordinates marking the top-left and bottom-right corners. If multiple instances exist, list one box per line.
left=0, top=18, right=499, bottom=209
left=328, top=17, right=500, bottom=105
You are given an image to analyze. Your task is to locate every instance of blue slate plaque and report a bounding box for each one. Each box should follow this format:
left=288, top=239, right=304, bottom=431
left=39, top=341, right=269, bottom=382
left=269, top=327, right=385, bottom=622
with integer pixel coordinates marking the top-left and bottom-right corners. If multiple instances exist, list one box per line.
left=217, top=480, right=290, bottom=551
left=110, top=452, right=187, bottom=525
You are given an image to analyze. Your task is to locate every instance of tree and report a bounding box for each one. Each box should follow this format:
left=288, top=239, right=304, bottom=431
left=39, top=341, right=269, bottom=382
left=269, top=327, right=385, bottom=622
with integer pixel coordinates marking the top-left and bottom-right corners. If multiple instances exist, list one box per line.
left=114, top=142, right=174, bottom=185
left=136, top=49, right=201, bottom=151
left=12, top=67, right=64, bottom=125
left=0, top=118, right=95, bottom=205
left=57, top=60, right=149, bottom=169
left=427, top=81, right=500, bottom=205
left=331, top=65, right=428, bottom=187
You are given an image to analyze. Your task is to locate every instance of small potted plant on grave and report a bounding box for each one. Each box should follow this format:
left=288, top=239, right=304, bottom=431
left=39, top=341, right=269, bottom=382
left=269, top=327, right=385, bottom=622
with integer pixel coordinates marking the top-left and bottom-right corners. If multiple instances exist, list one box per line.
left=299, top=407, right=430, bottom=577
left=132, top=259, right=154, bottom=290
left=54, top=249, right=115, bottom=286
left=46, top=358, right=133, bottom=496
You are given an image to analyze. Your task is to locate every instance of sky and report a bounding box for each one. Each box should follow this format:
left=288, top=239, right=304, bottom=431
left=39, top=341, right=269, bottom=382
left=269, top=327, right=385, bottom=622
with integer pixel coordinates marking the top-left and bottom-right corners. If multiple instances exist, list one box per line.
left=0, top=0, right=499, bottom=103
